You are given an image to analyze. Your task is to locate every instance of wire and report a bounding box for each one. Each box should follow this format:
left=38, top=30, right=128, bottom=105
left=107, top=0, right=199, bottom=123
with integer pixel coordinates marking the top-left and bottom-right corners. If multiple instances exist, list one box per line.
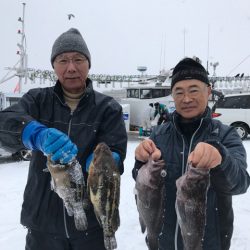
left=227, top=54, right=250, bottom=76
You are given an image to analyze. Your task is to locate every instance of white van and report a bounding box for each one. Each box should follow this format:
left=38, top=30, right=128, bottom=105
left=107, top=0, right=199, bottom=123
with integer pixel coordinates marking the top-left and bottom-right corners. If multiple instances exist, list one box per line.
left=212, top=93, right=250, bottom=140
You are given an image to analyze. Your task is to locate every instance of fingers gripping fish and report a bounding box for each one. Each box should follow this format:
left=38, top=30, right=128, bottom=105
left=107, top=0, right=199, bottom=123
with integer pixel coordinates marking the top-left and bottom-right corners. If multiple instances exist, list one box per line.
left=87, top=142, right=121, bottom=250
left=47, top=157, right=88, bottom=231
left=175, top=163, right=210, bottom=250
left=135, top=156, right=166, bottom=250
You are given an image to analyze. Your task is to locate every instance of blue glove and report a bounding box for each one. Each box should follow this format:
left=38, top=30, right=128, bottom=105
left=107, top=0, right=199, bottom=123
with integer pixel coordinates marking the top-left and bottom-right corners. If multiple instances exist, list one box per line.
left=85, top=151, right=120, bottom=172
left=22, top=121, right=78, bottom=164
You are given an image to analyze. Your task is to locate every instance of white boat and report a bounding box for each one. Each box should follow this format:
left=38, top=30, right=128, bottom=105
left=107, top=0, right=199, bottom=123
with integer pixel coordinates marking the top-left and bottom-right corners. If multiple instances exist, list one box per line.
left=119, top=83, right=174, bottom=129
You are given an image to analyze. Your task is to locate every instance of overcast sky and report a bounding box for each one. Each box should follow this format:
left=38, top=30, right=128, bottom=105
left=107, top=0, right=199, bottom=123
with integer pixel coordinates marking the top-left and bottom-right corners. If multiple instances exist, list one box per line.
left=1, top=0, right=250, bottom=87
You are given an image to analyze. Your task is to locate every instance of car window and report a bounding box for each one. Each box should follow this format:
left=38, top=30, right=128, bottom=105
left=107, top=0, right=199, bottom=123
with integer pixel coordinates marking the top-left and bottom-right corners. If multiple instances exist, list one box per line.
left=216, top=95, right=250, bottom=109
left=244, top=96, right=250, bottom=108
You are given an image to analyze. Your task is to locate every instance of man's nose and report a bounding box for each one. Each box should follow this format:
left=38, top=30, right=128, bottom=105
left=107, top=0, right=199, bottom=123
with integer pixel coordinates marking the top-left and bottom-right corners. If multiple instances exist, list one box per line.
left=182, top=94, right=192, bottom=102
left=66, top=60, right=77, bottom=71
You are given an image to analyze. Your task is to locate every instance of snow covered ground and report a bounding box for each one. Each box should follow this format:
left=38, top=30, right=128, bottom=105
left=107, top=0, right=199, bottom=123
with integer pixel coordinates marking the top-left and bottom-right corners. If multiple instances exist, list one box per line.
left=0, top=137, right=250, bottom=250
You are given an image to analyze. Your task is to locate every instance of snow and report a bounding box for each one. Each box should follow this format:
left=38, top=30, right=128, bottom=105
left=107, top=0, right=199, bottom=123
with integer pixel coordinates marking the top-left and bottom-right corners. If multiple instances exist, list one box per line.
left=0, top=138, right=250, bottom=250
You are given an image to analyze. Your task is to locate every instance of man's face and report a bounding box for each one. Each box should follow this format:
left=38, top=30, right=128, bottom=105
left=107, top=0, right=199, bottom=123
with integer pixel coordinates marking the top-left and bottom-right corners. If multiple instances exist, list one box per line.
left=53, top=52, right=89, bottom=94
left=172, top=79, right=211, bottom=120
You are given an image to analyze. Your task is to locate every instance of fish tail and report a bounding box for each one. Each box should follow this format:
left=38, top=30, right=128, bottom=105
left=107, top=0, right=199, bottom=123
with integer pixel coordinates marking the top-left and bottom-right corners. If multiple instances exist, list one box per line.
left=104, top=236, right=117, bottom=250
left=147, top=235, right=159, bottom=250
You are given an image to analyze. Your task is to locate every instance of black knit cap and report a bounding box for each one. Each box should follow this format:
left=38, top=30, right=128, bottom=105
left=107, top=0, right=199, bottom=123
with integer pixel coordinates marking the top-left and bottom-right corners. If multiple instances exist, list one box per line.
left=171, top=57, right=210, bottom=90
left=51, top=28, right=91, bottom=68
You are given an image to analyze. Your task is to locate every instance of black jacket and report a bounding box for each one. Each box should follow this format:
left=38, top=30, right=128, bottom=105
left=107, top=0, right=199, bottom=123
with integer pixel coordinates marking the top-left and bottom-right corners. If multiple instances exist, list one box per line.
left=0, top=79, right=127, bottom=238
left=133, top=108, right=250, bottom=250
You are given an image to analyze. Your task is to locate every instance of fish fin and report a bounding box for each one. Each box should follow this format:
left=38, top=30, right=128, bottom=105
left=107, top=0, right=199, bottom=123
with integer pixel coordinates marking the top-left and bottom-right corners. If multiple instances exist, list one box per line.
left=139, top=216, right=146, bottom=233
left=82, top=198, right=91, bottom=210
left=111, top=207, right=120, bottom=231
left=73, top=202, right=88, bottom=231
left=94, top=210, right=102, bottom=226
left=64, top=198, right=74, bottom=216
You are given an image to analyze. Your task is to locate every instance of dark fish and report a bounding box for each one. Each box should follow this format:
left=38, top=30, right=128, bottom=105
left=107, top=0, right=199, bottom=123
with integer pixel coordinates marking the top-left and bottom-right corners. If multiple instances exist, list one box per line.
left=47, top=157, right=88, bottom=231
left=175, top=164, right=210, bottom=250
left=135, top=156, right=166, bottom=250
left=87, top=142, right=120, bottom=250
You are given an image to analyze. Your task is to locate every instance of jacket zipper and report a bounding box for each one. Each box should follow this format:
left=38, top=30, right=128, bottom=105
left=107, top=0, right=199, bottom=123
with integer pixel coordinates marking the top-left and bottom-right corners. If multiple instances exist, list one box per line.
left=173, top=118, right=204, bottom=250
left=63, top=110, right=74, bottom=239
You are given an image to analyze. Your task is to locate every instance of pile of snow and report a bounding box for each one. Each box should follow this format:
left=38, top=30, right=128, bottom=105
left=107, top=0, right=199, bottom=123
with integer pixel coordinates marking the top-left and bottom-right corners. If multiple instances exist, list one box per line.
left=0, top=139, right=250, bottom=249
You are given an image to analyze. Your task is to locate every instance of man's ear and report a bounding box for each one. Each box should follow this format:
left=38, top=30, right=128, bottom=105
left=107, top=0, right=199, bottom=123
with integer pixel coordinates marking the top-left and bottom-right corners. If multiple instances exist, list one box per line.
left=207, top=86, right=212, bottom=96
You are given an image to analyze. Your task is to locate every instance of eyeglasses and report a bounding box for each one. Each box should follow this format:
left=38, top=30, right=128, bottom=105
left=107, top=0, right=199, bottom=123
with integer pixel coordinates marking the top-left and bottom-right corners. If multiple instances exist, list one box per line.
left=172, top=87, right=207, bottom=100
left=55, top=55, right=88, bottom=66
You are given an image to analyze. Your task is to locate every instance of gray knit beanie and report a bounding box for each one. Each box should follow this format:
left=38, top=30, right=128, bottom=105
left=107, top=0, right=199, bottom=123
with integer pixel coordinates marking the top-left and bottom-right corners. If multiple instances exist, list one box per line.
left=51, top=28, right=91, bottom=68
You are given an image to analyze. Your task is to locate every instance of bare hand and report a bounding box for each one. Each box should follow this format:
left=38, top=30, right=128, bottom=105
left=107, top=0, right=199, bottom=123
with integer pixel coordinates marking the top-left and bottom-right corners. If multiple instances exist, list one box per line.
left=135, top=139, right=161, bottom=162
left=188, top=142, right=222, bottom=169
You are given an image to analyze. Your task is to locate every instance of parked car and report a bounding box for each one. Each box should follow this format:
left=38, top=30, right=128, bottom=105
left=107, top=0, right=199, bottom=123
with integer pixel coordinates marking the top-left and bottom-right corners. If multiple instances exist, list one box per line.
left=0, top=147, right=32, bottom=161
left=212, top=93, right=250, bottom=140
left=0, top=92, right=32, bottom=161
left=11, top=149, right=32, bottom=161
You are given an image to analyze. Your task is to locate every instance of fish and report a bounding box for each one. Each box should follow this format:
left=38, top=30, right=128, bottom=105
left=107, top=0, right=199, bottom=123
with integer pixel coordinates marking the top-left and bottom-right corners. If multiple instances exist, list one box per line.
left=47, top=157, right=88, bottom=231
left=175, top=164, right=210, bottom=250
left=87, top=142, right=121, bottom=250
left=135, top=156, right=166, bottom=250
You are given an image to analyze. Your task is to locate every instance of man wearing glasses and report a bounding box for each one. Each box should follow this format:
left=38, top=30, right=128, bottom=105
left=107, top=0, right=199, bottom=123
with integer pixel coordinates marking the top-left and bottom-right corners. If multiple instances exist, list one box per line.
left=0, top=28, right=127, bottom=250
left=133, top=57, right=250, bottom=250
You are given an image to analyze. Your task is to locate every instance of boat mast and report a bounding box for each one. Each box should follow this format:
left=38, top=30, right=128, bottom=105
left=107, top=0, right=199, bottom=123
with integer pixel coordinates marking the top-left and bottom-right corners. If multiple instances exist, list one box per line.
left=17, top=2, right=27, bottom=93
left=0, top=2, right=27, bottom=93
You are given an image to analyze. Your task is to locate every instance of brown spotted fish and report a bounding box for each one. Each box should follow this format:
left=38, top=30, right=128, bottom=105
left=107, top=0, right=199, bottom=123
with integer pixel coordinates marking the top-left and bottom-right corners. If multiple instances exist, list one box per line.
left=135, top=156, right=166, bottom=250
left=87, top=142, right=120, bottom=250
left=175, top=164, right=210, bottom=250
left=47, top=157, right=88, bottom=231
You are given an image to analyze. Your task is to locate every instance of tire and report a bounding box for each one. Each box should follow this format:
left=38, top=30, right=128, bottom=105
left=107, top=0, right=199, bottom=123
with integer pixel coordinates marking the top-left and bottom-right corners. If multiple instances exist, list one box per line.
left=232, top=124, right=248, bottom=140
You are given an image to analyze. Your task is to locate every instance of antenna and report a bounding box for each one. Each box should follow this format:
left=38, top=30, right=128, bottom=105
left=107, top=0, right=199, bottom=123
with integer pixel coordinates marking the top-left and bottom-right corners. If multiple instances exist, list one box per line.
left=210, top=62, right=219, bottom=76
left=206, top=25, right=210, bottom=72
left=163, top=33, right=166, bottom=70
left=159, top=33, right=167, bottom=72
left=183, top=28, right=186, bottom=57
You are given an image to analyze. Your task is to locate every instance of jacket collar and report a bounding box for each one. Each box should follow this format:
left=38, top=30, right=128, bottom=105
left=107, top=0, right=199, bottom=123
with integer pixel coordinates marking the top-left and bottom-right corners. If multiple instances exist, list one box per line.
left=53, top=78, right=94, bottom=107
left=172, top=107, right=212, bottom=134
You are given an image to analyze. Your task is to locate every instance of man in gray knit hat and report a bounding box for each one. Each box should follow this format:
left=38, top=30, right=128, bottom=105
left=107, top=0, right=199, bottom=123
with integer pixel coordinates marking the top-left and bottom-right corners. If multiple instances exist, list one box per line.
left=0, top=28, right=127, bottom=250
left=51, top=28, right=91, bottom=68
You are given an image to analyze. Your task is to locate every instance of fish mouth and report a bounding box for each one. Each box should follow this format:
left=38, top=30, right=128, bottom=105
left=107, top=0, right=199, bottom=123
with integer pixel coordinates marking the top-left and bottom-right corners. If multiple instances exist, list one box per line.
left=95, top=143, right=110, bottom=153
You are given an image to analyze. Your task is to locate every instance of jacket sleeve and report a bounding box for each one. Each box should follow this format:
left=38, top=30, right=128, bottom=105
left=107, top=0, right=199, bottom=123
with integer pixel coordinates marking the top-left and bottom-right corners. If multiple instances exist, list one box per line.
left=96, top=99, right=127, bottom=174
left=208, top=126, right=250, bottom=195
left=0, top=91, right=38, bottom=153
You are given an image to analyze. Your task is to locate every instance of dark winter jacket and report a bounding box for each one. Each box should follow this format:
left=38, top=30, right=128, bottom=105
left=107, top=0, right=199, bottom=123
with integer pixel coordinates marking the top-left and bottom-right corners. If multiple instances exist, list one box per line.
left=0, top=79, right=127, bottom=238
left=133, top=108, right=250, bottom=250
